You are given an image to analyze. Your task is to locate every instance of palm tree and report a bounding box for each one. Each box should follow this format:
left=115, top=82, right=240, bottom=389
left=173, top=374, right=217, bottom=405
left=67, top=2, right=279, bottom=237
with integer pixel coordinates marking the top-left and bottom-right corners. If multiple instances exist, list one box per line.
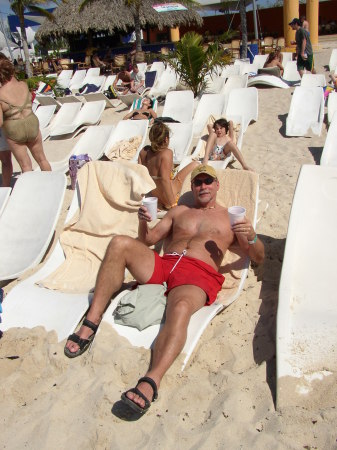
left=10, top=0, right=55, bottom=77
left=163, top=32, right=232, bottom=97
left=239, top=0, right=248, bottom=59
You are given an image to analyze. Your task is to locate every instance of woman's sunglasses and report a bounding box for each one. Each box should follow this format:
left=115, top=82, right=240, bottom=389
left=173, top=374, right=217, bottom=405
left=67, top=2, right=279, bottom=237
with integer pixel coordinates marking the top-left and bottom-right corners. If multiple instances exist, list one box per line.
left=193, top=177, right=215, bottom=187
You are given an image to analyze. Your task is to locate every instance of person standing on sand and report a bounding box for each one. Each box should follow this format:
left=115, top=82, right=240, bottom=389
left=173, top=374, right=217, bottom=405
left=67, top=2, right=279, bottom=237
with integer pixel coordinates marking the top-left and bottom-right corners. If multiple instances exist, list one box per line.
left=64, top=164, right=265, bottom=415
left=289, top=18, right=316, bottom=77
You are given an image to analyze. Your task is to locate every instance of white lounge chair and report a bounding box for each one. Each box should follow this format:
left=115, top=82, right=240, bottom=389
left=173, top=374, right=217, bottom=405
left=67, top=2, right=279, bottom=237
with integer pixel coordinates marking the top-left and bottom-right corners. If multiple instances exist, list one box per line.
left=320, top=113, right=337, bottom=166
left=99, top=169, right=259, bottom=370
left=137, top=62, right=147, bottom=73
left=45, top=102, right=82, bottom=140
left=240, top=62, right=259, bottom=75
left=192, top=93, right=227, bottom=137
left=69, top=70, right=87, bottom=90
left=147, top=70, right=177, bottom=97
left=224, top=87, right=259, bottom=133
left=148, top=61, right=165, bottom=78
left=103, top=119, right=148, bottom=162
left=283, top=60, right=301, bottom=83
left=35, top=104, right=56, bottom=129
left=191, top=138, right=234, bottom=169
left=204, top=75, right=226, bottom=94
left=35, top=95, right=62, bottom=110
left=247, top=75, right=290, bottom=89
left=0, top=162, right=155, bottom=340
left=327, top=91, right=337, bottom=124
left=0, top=187, right=11, bottom=217
left=286, top=86, right=324, bottom=137
left=162, top=90, right=194, bottom=123
left=57, top=69, right=73, bottom=89
left=50, top=125, right=115, bottom=173
left=300, top=73, right=326, bottom=88
left=220, top=64, right=241, bottom=77
left=253, top=54, right=268, bottom=69
left=76, top=75, right=106, bottom=93
left=281, top=52, right=293, bottom=65
left=277, top=164, right=337, bottom=409
left=167, top=122, right=193, bottom=164
left=328, top=48, right=337, bottom=71
left=50, top=100, right=106, bottom=138
left=0, top=171, right=66, bottom=280
left=55, top=95, right=83, bottom=105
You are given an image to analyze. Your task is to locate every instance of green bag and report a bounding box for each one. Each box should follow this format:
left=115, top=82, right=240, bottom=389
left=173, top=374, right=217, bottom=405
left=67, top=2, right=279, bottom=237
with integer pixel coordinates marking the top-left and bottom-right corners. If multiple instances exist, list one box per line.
left=113, top=284, right=167, bottom=331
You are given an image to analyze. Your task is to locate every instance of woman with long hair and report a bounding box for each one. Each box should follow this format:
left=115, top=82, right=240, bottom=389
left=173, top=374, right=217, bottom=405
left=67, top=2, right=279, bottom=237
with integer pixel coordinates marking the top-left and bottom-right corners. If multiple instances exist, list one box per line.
left=138, top=121, right=198, bottom=209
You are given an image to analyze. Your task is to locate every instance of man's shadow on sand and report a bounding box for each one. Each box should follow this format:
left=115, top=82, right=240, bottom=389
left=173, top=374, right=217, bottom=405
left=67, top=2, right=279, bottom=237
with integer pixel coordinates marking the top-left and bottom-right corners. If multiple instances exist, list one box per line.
left=252, top=233, right=286, bottom=407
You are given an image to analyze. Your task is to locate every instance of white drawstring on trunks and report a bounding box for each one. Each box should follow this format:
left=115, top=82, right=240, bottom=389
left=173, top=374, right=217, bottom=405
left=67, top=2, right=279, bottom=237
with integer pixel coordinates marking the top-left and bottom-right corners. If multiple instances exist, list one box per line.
left=167, top=249, right=187, bottom=274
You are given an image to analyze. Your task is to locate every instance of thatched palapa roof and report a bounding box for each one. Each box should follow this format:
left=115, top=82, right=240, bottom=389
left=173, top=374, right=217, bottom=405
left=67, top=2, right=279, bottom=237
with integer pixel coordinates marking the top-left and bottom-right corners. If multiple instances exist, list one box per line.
left=36, top=0, right=203, bottom=39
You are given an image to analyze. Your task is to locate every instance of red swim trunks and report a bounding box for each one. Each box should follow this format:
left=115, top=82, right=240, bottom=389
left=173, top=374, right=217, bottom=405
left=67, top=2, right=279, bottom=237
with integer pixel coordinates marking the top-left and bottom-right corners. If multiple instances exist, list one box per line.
left=146, top=252, right=225, bottom=305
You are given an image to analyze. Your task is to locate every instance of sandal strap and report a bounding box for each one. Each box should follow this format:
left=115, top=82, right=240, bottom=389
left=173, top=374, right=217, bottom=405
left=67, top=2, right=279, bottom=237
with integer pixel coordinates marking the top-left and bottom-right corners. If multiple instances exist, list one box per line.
left=82, top=318, right=99, bottom=333
left=128, top=387, right=151, bottom=410
left=138, top=376, right=158, bottom=401
left=67, top=333, right=90, bottom=348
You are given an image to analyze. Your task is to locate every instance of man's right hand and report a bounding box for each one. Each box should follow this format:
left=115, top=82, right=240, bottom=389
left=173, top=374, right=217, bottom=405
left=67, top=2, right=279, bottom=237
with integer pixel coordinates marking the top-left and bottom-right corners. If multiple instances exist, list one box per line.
left=138, top=205, right=152, bottom=222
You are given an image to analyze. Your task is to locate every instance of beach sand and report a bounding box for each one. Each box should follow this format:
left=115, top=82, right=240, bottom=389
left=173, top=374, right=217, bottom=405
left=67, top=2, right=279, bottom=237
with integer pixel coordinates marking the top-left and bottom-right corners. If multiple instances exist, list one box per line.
left=1, top=38, right=337, bottom=449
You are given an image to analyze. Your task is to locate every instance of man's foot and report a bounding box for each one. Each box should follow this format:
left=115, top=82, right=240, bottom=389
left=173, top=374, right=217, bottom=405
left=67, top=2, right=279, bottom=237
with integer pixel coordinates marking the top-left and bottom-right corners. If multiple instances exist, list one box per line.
left=121, top=377, right=158, bottom=414
left=64, top=318, right=99, bottom=358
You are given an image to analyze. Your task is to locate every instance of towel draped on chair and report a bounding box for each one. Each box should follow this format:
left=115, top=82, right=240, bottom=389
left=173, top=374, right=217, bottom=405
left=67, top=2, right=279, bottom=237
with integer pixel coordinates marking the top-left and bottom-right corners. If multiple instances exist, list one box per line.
left=38, top=161, right=156, bottom=293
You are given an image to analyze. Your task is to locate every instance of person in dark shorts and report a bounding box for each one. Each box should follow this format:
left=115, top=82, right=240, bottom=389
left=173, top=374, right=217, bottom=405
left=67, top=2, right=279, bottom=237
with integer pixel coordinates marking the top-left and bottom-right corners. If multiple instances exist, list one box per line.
left=64, top=165, right=265, bottom=414
left=289, top=17, right=315, bottom=76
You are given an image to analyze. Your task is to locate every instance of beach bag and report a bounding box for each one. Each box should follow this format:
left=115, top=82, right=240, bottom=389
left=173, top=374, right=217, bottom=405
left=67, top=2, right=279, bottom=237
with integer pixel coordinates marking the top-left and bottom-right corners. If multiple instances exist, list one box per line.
left=113, top=283, right=167, bottom=331
left=104, top=85, right=118, bottom=100
left=68, top=154, right=92, bottom=190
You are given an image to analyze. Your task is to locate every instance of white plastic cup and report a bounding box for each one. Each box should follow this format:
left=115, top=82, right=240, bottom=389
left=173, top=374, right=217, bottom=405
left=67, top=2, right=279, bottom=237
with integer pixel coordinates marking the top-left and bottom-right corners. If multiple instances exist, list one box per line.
left=142, top=197, right=158, bottom=221
left=228, top=206, right=246, bottom=225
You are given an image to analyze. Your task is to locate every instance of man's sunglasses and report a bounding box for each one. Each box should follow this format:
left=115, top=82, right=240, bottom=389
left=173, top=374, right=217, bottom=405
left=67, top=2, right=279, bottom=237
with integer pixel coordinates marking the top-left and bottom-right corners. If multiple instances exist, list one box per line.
left=193, top=177, right=215, bottom=187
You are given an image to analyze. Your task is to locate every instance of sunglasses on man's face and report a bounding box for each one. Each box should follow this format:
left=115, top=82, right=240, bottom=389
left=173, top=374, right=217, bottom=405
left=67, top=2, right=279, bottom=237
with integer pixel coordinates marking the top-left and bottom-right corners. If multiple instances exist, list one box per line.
left=193, top=177, right=215, bottom=187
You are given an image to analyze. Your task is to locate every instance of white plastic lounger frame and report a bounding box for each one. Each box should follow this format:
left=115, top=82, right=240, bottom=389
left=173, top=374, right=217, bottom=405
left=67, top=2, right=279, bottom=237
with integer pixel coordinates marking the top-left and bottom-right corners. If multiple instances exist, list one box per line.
left=50, top=100, right=105, bottom=138
left=35, top=104, right=56, bottom=129
left=224, top=87, right=258, bottom=133
left=46, top=102, right=82, bottom=140
left=99, top=170, right=259, bottom=370
left=327, top=91, right=337, bottom=124
left=35, top=95, right=62, bottom=110
left=204, top=75, right=226, bottom=94
left=328, top=48, right=337, bottom=72
left=320, top=113, right=337, bottom=166
left=0, top=185, right=91, bottom=339
left=247, top=75, right=290, bottom=89
left=0, top=172, right=66, bottom=280
left=300, top=73, right=327, bottom=88
left=69, top=70, right=87, bottom=89
left=167, top=122, right=193, bottom=164
left=51, top=125, right=114, bottom=173
left=277, top=165, right=337, bottom=409
left=192, top=93, right=227, bottom=138
left=281, top=52, right=293, bottom=66
left=283, top=60, right=301, bottom=82
left=148, top=61, right=165, bottom=77
left=252, top=54, right=268, bottom=69
left=56, top=95, right=84, bottom=105
left=286, top=86, right=324, bottom=137
left=162, top=90, right=194, bottom=123
left=82, top=92, right=121, bottom=108
left=147, top=70, right=177, bottom=97
left=103, top=119, right=148, bottom=162
left=220, top=64, right=240, bottom=77
left=57, top=70, right=73, bottom=89
left=191, top=139, right=234, bottom=169
left=0, top=187, right=11, bottom=217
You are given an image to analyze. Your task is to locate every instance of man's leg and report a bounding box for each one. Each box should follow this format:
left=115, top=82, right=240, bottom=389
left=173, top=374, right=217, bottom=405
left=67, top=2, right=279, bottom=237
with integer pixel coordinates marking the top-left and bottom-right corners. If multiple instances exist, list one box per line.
left=125, top=284, right=206, bottom=407
left=65, top=235, right=156, bottom=354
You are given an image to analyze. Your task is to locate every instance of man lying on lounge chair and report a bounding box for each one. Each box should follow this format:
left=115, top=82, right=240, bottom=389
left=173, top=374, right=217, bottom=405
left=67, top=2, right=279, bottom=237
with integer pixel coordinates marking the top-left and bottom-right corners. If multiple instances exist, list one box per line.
left=64, top=165, right=265, bottom=414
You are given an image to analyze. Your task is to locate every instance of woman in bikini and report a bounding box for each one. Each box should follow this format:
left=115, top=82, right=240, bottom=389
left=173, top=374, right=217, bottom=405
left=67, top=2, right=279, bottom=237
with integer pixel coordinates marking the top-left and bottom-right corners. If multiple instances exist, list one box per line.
left=138, top=121, right=199, bottom=210
left=123, top=97, right=157, bottom=125
left=203, top=118, right=250, bottom=170
left=263, top=51, right=284, bottom=76
left=0, top=54, right=51, bottom=174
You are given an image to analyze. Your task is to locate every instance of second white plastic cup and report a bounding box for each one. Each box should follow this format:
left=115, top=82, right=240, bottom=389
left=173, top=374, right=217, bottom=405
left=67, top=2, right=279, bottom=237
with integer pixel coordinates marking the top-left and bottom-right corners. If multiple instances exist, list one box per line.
left=142, top=197, right=158, bottom=221
left=228, top=206, right=246, bottom=225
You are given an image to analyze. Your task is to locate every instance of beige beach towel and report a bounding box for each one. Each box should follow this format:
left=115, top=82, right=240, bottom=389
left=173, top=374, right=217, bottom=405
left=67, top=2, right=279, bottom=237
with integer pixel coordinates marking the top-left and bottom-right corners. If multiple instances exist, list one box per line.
left=197, top=115, right=241, bottom=159
left=179, top=168, right=258, bottom=306
left=38, top=160, right=156, bottom=293
left=106, top=136, right=142, bottom=160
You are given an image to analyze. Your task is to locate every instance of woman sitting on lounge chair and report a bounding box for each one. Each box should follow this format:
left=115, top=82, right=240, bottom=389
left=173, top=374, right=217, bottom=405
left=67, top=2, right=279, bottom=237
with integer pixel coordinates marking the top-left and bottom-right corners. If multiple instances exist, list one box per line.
left=123, top=97, right=157, bottom=125
left=138, top=121, right=198, bottom=210
left=263, top=51, right=284, bottom=76
left=203, top=118, right=250, bottom=170
left=0, top=53, right=51, bottom=174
